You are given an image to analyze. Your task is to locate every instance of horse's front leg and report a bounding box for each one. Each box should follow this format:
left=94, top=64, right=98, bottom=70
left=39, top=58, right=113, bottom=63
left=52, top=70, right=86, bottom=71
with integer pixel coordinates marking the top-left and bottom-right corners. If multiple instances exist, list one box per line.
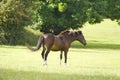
left=64, top=50, right=68, bottom=65
left=60, top=51, right=63, bottom=65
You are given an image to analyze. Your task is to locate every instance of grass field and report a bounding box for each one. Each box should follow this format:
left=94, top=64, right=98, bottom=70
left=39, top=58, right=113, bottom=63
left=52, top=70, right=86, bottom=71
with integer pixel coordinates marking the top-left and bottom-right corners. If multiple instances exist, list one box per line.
left=0, top=19, right=120, bottom=80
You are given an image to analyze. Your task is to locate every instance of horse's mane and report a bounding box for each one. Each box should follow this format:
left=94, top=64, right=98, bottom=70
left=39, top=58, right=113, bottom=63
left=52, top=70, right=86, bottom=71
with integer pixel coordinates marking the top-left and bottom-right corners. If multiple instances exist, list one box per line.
left=58, top=30, right=70, bottom=36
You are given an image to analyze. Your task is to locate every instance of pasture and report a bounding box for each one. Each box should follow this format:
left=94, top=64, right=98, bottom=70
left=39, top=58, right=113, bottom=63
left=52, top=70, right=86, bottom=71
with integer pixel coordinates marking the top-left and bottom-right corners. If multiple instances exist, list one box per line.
left=0, top=19, right=120, bottom=80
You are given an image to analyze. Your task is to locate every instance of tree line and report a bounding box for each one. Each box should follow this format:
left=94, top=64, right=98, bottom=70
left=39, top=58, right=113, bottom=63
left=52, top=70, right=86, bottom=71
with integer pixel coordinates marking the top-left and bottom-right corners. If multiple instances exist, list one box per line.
left=0, top=0, right=120, bottom=45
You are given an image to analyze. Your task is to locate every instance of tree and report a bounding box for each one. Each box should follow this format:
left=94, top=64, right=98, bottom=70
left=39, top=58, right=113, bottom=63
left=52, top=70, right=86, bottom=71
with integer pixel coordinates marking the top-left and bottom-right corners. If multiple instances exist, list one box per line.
left=107, top=0, right=120, bottom=24
left=0, top=0, right=34, bottom=45
left=34, top=0, right=90, bottom=34
left=34, top=0, right=120, bottom=34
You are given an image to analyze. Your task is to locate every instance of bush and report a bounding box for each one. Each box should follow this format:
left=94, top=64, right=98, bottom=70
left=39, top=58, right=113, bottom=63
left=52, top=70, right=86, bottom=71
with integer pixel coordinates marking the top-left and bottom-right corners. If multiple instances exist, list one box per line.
left=24, top=27, right=43, bottom=46
left=0, top=27, right=42, bottom=46
left=0, top=33, right=8, bottom=45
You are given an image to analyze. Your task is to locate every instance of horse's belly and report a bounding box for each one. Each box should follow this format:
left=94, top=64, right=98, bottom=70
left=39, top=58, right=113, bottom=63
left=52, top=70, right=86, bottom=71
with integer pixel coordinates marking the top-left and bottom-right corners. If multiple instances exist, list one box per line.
left=51, top=48, right=60, bottom=51
left=51, top=36, right=64, bottom=51
left=51, top=42, right=64, bottom=51
left=51, top=45, right=63, bottom=51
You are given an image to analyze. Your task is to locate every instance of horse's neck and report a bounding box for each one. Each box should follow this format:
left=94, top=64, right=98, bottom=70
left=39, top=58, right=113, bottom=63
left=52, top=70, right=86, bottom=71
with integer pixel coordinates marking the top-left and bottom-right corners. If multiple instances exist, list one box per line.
left=60, top=35, right=76, bottom=44
left=68, top=37, right=76, bottom=44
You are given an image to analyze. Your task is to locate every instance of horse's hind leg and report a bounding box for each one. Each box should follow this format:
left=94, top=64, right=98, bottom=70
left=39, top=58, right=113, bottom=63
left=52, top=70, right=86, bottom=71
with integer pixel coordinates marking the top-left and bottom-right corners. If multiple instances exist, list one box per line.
left=43, top=49, right=50, bottom=65
left=41, top=48, right=45, bottom=64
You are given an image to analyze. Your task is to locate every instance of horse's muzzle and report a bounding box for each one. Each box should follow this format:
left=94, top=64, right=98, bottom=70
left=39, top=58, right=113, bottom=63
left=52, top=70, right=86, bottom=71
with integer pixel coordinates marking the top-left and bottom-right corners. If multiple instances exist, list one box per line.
left=83, top=42, right=87, bottom=46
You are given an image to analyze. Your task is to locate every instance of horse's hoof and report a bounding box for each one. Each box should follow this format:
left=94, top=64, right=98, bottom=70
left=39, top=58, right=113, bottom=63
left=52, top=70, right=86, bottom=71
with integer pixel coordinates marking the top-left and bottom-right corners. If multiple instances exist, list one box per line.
left=42, top=61, right=47, bottom=66
left=43, top=64, right=47, bottom=66
left=64, top=63, right=67, bottom=66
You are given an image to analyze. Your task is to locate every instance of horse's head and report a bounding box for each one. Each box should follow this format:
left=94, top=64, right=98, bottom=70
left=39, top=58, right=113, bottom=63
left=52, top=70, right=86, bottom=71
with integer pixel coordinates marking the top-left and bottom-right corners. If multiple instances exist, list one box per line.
left=59, top=30, right=87, bottom=46
left=72, top=31, right=87, bottom=46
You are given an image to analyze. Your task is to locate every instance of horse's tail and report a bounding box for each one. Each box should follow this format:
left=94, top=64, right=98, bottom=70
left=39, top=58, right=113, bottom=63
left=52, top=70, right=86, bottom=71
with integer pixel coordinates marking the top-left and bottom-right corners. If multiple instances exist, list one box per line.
left=26, top=36, right=44, bottom=51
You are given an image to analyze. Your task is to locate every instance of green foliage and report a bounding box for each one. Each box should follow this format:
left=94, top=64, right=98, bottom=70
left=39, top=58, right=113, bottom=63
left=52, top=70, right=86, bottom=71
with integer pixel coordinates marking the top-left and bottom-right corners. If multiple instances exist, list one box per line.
left=34, top=0, right=120, bottom=34
left=35, top=0, right=90, bottom=34
left=0, top=0, right=34, bottom=45
left=58, top=2, right=67, bottom=12
left=107, top=0, right=120, bottom=24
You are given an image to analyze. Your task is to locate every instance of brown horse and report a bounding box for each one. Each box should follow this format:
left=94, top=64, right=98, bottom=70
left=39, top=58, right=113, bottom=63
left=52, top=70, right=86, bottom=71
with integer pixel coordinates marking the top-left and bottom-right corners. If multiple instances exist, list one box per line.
left=27, top=30, right=86, bottom=65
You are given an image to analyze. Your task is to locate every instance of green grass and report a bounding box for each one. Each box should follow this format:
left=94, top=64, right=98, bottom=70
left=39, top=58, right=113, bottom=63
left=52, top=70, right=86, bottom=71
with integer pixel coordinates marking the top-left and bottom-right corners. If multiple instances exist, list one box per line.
left=0, top=19, right=120, bottom=80
left=0, top=46, right=120, bottom=80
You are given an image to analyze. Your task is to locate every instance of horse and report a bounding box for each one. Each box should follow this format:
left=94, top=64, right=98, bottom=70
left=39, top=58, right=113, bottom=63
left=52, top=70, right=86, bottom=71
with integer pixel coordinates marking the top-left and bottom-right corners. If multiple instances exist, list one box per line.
left=26, top=30, right=87, bottom=65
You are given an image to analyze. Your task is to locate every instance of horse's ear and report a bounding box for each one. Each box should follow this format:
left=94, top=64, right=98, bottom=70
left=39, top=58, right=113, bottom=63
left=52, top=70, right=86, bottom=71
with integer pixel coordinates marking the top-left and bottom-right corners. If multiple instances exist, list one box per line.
left=70, top=31, right=78, bottom=37
left=75, top=31, right=78, bottom=35
left=68, top=31, right=73, bottom=35
left=78, top=31, right=82, bottom=34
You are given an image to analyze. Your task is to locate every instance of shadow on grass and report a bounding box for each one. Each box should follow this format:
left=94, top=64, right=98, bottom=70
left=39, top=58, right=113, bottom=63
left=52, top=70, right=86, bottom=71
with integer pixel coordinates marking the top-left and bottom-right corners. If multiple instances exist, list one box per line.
left=72, top=42, right=120, bottom=50
left=0, top=68, right=120, bottom=80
